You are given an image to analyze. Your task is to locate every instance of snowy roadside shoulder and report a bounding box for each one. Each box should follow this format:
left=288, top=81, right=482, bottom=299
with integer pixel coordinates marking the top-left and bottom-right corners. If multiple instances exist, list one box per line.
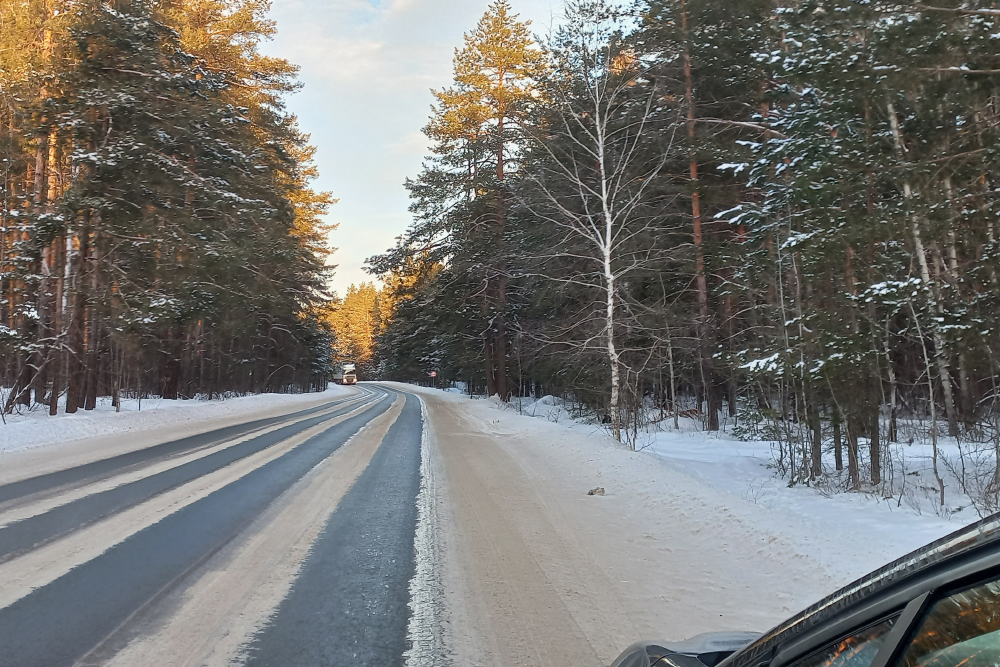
left=0, top=385, right=355, bottom=456
left=391, top=383, right=964, bottom=587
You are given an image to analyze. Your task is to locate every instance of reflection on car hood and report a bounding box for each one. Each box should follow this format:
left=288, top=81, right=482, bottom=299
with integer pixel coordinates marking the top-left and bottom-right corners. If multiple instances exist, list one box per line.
left=611, top=632, right=762, bottom=667
left=657, top=632, right=765, bottom=655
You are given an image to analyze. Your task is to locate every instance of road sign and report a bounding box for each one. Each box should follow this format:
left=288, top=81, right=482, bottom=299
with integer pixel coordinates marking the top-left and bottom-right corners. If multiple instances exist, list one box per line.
left=430, top=371, right=437, bottom=378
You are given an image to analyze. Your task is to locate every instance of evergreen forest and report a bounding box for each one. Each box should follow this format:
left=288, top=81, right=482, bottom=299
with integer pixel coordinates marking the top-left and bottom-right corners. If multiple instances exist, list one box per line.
left=0, top=0, right=335, bottom=413
left=369, top=0, right=1000, bottom=500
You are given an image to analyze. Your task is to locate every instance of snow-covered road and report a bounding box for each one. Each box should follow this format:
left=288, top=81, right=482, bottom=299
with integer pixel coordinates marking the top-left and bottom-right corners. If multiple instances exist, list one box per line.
left=0, top=382, right=970, bottom=667
left=402, top=384, right=964, bottom=666
left=0, top=386, right=423, bottom=667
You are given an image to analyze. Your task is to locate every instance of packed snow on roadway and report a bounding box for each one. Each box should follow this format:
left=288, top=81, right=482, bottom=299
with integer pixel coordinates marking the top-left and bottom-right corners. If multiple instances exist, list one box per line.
left=0, top=384, right=356, bottom=455
left=432, top=384, right=970, bottom=587
left=0, top=378, right=979, bottom=604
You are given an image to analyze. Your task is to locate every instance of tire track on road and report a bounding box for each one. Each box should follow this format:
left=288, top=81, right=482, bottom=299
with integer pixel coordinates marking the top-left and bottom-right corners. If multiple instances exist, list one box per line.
left=0, top=393, right=372, bottom=529
left=243, top=390, right=424, bottom=667
left=0, top=393, right=388, bottom=612
left=0, top=387, right=373, bottom=506
left=0, top=391, right=382, bottom=563
left=0, top=388, right=395, bottom=667
left=94, top=395, right=408, bottom=667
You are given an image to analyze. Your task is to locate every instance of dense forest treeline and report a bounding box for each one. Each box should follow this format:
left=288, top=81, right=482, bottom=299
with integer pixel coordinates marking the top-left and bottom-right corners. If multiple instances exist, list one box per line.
left=324, top=282, right=384, bottom=379
left=370, top=0, right=1000, bottom=501
left=0, top=0, right=335, bottom=413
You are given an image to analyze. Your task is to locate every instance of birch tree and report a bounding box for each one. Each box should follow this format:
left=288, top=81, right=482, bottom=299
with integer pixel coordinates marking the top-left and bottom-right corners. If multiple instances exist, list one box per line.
left=519, top=0, right=677, bottom=442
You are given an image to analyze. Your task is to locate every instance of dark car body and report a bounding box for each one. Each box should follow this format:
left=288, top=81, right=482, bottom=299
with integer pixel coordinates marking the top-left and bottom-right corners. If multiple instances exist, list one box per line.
left=611, top=632, right=762, bottom=667
left=612, top=514, right=1000, bottom=667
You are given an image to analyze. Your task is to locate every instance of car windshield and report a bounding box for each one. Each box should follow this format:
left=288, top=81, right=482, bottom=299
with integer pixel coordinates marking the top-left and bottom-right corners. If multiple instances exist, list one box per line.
left=899, top=579, right=1000, bottom=667
left=794, top=618, right=897, bottom=667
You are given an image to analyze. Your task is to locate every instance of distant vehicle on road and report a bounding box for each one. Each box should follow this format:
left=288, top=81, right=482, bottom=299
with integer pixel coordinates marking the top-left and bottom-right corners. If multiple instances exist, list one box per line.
left=612, top=514, right=1000, bottom=667
left=333, top=362, right=358, bottom=385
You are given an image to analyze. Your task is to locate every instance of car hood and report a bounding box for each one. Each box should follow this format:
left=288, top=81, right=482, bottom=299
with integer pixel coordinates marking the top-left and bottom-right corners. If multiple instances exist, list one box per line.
left=611, top=632, right=762, bottom=667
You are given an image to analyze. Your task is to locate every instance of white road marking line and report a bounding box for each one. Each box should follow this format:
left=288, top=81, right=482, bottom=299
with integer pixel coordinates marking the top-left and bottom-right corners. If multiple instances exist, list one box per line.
left=0, top=395, right=386, bottom=611
left=0, top=395, right=372, bottom=529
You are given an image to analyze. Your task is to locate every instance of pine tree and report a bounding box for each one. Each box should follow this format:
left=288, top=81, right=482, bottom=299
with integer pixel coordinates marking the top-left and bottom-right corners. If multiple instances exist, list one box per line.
left=325, top=283, right=384, bottom=377
left=371, top=1, right=544, bottom=400
left=1, top=0, right=335, bottom=412
left=637, top=0, right=776, bottom=429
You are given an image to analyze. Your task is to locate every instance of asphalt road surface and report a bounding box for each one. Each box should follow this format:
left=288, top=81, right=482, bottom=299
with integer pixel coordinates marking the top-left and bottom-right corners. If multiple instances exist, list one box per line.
left=0, top=385, right=425, bottom=667
left=0, top=382, right=821, bottom=667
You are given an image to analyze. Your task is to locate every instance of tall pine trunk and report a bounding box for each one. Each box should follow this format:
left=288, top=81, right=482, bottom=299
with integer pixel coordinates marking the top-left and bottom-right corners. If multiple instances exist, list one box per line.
left=846, top=416, right=860, bottom=491
left=494, top=115, right=508, bottom=401
left=682, top=0, right=717, bottom=430
left=869, top=409, right=881, bottom=486
left=32, top=126, right=51, bottom=407
left=66, top=226, right=89, bottom=413
left=833, top=407, right=843, bottom=472
left=810, top=402, right=822, bottom=480
left=49, top=234, right=66, bottom=415
left=483, top=298, right=497, bottom=397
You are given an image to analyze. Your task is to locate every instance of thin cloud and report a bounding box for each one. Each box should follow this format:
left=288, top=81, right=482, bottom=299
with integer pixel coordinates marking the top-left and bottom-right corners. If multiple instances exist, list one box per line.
left=262, top=0, right=558, bottom=293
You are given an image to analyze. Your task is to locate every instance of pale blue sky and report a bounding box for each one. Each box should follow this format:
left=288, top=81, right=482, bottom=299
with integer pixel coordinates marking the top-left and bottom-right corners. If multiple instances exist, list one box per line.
left=261, top=0, right=560, bottom=297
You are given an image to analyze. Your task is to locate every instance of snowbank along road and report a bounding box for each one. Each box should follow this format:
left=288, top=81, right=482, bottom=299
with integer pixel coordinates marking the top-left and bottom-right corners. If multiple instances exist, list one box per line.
left=0, top=382, right=943, bottom=667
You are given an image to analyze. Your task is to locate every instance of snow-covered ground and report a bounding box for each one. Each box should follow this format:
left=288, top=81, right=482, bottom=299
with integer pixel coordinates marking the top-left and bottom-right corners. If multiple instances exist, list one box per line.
left=0, top=379, right=980, bottom=661
left=516, top=391, right=982, bottom=516
left=0, top=385, right=354, bottom=456
left=425, top=386, right=969, bottom=586
left=387, top=382, right=976, bottom=661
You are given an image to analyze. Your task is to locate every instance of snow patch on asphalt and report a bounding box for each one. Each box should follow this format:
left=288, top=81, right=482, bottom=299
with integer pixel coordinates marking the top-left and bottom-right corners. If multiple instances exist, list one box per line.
left=404, top=396, right=451, bottom=667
